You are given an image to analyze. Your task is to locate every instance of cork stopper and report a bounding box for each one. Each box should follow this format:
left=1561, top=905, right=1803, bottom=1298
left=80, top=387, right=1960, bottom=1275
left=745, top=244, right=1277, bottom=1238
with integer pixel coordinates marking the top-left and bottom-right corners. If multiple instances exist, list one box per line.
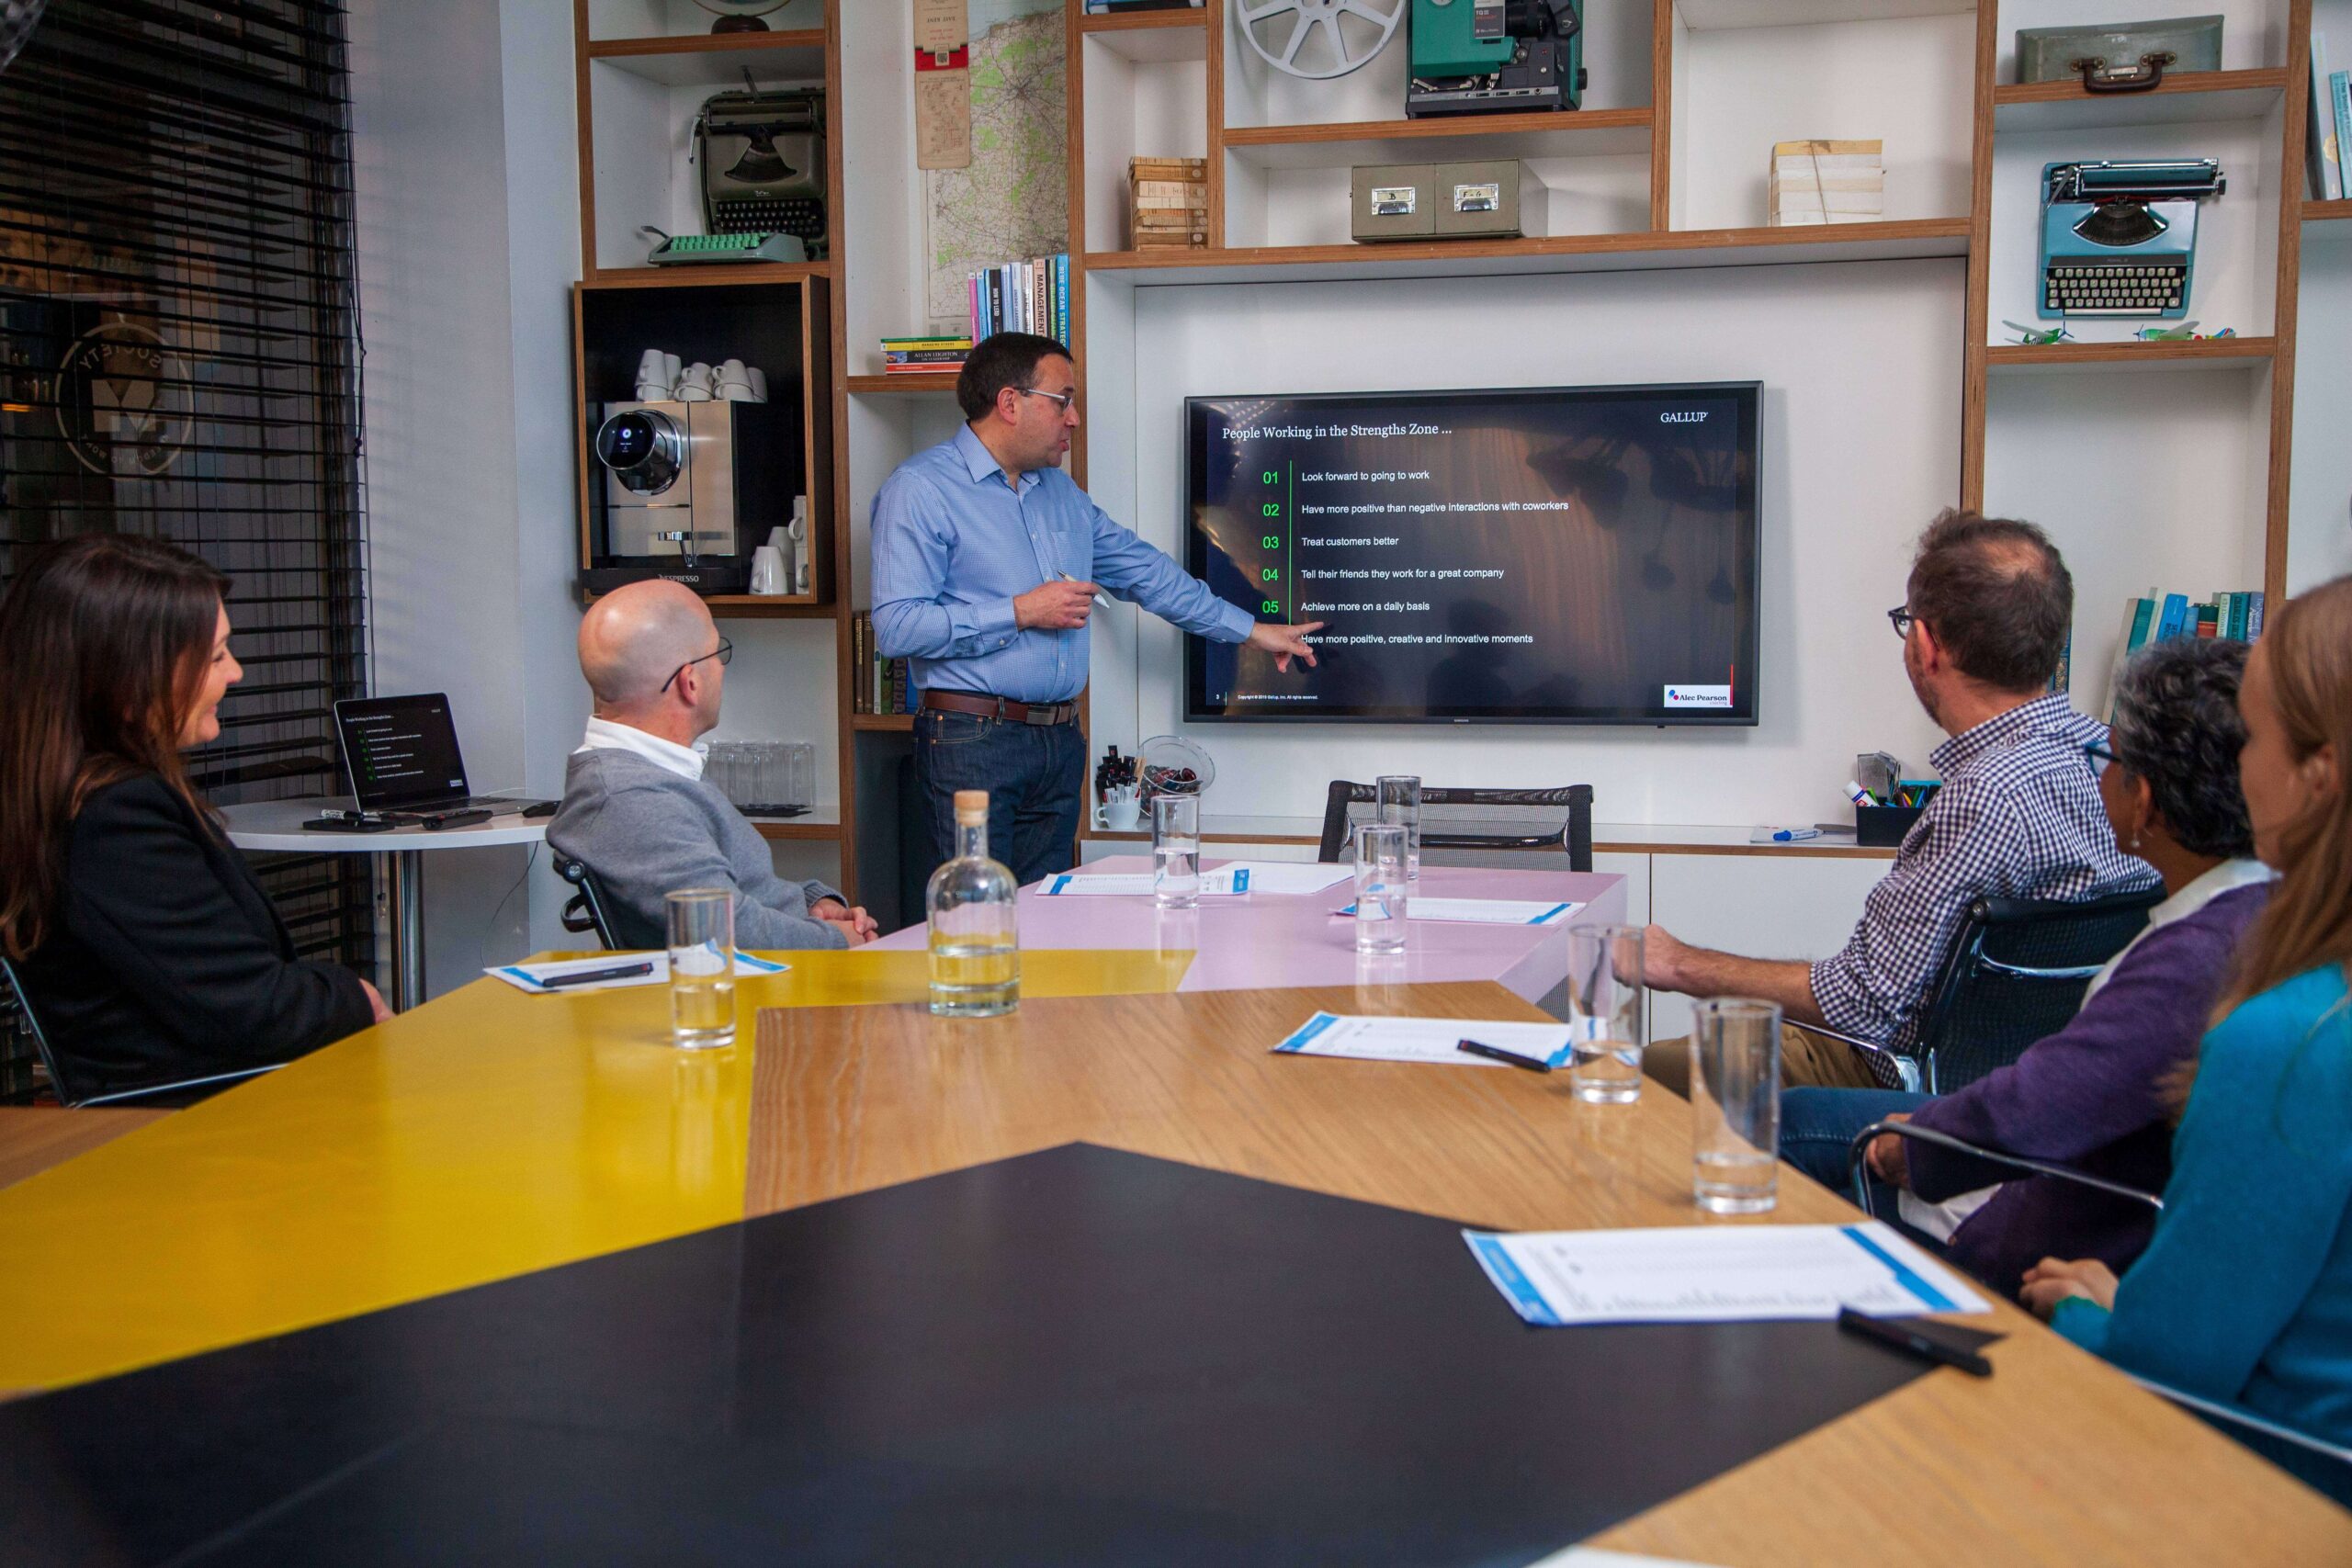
left=954, top=789, right=989, bottom=826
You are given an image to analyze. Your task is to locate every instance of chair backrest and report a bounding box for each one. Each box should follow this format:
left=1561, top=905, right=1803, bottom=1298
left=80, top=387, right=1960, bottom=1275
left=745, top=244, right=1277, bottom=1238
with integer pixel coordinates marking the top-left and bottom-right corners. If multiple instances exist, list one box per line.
left=0, top=954, right=280, bottom=1108
left=554, top=852, right=623, bottom=950
left=1317, top=781, right=1594, bottom=873
left=1911, top=884, right=2165, bottom=1092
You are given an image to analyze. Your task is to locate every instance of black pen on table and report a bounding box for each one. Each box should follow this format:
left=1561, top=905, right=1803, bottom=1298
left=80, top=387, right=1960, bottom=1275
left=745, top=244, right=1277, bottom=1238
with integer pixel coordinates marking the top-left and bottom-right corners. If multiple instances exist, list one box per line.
left=1456, top=1037, right=1555, bottom=1073
left=534, top=960, right=655, bottom=990
left=1837, top=1306, right=1994, bottom=1377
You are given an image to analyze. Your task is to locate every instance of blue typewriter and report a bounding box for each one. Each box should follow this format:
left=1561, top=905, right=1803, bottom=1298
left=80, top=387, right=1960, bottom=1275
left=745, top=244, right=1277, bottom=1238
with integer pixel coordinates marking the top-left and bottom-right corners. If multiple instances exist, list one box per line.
left=2038, top=158, right=2225, bottom=320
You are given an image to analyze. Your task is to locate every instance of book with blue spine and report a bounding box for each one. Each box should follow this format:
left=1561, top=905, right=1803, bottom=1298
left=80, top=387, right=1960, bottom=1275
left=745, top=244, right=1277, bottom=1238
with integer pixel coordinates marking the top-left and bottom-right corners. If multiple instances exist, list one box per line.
left=2154, top=592, right=2190, bottom=641
left=2335, top=71, right=2352, bottom=201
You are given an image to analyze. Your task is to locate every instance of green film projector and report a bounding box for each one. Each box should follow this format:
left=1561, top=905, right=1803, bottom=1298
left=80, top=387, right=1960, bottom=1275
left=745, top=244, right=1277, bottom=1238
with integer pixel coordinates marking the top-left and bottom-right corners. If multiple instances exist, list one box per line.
left=1408, top=0, right=1582, bottom=117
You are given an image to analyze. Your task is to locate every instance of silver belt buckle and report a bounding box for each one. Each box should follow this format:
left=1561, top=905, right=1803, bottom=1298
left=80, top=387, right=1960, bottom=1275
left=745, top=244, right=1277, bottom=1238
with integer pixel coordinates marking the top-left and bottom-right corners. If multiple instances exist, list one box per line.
left=1023, top=703, right=1060, bottom=727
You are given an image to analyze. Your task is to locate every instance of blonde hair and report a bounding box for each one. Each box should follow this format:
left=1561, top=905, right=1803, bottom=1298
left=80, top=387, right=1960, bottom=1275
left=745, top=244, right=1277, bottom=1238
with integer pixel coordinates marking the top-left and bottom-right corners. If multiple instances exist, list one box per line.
left=2220, top=575, right=2352, bottom=1014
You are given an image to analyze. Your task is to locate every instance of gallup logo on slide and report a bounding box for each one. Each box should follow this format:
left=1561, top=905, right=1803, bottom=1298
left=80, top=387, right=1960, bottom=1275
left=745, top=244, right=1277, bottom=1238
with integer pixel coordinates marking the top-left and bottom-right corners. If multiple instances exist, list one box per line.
left=1659, top=411, right=1708, bottom=424
left=55, top=318, right=193, bottom=478
left=1664, top=684, right=1734, bottom=708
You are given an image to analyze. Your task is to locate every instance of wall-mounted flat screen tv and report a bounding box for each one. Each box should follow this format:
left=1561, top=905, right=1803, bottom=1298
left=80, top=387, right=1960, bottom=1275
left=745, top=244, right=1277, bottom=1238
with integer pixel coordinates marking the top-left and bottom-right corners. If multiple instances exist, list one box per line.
left=1185, top=382, right=1761, bottom=725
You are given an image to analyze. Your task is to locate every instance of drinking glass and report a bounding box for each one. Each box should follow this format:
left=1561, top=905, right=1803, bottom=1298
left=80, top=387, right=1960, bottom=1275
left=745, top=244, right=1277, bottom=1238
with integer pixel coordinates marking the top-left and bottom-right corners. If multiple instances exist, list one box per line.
left=1566, top=924, right=1645, bottom=1104
left=665, top=888, right=736, bottom=1049
left=1151, top=794, right=1201, bottom=909
left=785, top=741, right=815, bottom=810
left=1353, top=822, right=1410, bottom=954
left=1376, top=774, right=1422, bottom=883
left=1690, top=998, right=1782, bottom=1213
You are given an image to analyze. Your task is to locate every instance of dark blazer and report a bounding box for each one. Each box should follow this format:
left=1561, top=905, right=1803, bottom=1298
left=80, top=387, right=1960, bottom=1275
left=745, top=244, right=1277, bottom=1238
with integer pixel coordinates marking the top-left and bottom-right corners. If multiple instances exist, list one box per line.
left=17, top=773, right=374, bottom=1098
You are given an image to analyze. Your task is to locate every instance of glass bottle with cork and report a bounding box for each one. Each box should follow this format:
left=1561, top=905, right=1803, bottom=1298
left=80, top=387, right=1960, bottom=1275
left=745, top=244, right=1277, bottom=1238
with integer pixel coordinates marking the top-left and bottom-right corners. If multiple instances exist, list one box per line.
left=926, top=788, right=1019, bottom=1017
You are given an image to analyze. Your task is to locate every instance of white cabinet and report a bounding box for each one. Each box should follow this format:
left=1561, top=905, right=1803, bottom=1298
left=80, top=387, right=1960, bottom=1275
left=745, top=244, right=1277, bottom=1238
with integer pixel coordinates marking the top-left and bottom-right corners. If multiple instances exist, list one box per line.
left=1647, top=852, right=1885, bottom=1041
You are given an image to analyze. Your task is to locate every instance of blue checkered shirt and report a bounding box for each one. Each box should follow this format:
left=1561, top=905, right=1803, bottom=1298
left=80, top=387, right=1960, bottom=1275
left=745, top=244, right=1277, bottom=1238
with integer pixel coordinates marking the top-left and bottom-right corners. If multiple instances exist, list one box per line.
left=1810, top=694, right=2160, bottom=1052
left=870, top=425, right=1253, bottom=705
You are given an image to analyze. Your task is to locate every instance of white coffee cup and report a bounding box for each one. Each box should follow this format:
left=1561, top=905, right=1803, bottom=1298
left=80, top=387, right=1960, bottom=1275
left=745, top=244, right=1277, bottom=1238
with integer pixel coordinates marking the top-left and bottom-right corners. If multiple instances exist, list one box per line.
left=662, top=352, right=682, bottom=389
left=749, top=545, right=786, bottom=595
left=678, top=363, right=715, bottom=402
left=1099, top=786, right=1142, bottom=832
left=635, top=382, right=669, bottom=403
left=746, top=367, right=768, bottom=402
left=637, top=348, right=665, bottom=382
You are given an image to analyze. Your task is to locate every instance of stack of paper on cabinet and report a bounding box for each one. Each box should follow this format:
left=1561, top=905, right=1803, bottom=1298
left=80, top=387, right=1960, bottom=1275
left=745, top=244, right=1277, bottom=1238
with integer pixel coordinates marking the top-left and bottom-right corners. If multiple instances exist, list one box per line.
left=1770, top=140, right=1883, bottom=226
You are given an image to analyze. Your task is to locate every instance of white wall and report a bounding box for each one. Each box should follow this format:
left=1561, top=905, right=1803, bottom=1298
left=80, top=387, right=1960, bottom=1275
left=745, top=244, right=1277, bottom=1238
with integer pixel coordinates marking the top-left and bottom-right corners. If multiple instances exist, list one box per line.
left=349, top=0, right=586, bottom=996
left=1097, top=259, right=1963, bottom=828
left=2290, top=231, right=2352, bottom=593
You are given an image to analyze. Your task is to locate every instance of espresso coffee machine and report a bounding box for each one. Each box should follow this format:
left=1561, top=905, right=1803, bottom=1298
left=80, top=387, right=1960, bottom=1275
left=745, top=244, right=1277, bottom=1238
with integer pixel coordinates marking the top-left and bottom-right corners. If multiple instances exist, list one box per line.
left=584, top=400, right=796, bottom=595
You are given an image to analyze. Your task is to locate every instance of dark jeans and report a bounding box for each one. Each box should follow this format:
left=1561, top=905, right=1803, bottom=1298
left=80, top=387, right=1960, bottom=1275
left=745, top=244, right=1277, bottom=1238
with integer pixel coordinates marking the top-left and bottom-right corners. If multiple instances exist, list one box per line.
left=912, top=708, right=1085, bottom=887
left=1781, top=1086, right=1934, bottom=1215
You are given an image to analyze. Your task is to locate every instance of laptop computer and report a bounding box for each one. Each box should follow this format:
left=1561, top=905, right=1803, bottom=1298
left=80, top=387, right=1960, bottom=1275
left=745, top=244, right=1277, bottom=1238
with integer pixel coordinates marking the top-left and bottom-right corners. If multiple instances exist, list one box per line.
left=333, top=694, right=546, bottom=818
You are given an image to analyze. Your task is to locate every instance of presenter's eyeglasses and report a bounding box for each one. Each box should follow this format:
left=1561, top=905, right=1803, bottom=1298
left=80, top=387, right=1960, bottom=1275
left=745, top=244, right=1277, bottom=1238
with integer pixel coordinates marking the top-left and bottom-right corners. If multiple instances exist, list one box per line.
left=1017, top=386, right=1077, bottom=413
left=661, top=637, right=733, bottom=694
left=1886, top=605, right=1917, bottom=639
left=2083, top=739, right=2120, bottom=779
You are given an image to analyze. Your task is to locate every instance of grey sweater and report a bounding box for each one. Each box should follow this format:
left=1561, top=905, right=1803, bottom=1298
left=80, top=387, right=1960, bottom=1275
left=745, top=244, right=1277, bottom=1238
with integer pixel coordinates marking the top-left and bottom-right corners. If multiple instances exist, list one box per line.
left=548, top=748, right=848, bottom=951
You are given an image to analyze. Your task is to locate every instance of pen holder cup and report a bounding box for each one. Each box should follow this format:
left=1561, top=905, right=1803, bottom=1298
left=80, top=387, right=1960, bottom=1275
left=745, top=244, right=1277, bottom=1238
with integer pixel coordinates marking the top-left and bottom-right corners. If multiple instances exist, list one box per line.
left=1855, top=805, right=1925, bottom=847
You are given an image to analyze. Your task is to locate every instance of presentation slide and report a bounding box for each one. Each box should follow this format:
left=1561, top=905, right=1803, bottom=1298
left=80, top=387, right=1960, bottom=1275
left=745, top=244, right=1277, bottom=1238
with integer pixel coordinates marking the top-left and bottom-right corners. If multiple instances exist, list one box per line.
left=1185, top=384, right=1760, bottom=725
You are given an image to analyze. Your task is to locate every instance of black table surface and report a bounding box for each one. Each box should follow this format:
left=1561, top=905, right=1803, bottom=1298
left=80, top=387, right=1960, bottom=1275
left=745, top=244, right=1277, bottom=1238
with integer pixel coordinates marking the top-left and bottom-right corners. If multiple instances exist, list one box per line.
left=11, top=1143, right=1977, bottom=1565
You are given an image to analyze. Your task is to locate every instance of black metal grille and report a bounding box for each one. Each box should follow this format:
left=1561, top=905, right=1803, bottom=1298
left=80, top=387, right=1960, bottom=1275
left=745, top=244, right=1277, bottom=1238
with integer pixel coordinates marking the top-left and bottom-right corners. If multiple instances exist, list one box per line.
left=0, top=0, right=369, bottom=1099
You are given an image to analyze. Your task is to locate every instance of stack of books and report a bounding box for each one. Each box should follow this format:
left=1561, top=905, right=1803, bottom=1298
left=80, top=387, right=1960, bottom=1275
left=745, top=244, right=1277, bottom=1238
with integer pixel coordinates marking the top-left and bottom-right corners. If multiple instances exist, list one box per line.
left=2308, top=33, right=2349, bottom=199
left=2102, top=588, right=2267, bottom=718
left=879, top=335, right=969, bottom=377
left=851, top=613, right=914, bottom=716
left=967, top=254, right=1070, bottom=345
left=1768, top=140, right=1883, bottom=226
left=1130, top=157, right=1208, bottom=250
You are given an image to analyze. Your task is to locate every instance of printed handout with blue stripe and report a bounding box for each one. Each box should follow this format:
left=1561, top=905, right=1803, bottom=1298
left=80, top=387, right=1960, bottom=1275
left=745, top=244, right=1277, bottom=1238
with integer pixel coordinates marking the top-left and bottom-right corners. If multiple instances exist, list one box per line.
left=1333, top=897, right=1584, bottom=926
left=1272, top=1011, right=1577, bottom=1067
left=1464, top=1224, right=1991, bottom=1325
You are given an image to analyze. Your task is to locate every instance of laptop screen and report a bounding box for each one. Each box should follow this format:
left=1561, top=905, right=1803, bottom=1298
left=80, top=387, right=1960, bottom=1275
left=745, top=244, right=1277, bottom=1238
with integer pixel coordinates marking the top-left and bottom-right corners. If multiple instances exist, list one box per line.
left=334, top=694, right=471, bottom=811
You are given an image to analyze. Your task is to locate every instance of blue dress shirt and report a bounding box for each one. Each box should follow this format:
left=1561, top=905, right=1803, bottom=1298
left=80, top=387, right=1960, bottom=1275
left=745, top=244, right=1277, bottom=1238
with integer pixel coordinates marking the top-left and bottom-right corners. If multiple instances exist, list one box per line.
left=871, top=425, right=1253, bottom=705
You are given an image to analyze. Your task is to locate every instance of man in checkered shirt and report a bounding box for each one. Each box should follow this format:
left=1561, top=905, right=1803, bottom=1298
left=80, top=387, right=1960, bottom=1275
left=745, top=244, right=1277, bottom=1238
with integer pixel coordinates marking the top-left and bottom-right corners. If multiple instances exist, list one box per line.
left=1645, top=511, right=2158, bottom=1090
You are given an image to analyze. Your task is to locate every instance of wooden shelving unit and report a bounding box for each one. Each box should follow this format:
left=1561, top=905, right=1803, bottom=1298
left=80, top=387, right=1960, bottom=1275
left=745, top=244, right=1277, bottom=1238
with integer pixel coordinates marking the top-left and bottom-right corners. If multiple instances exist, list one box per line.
left=571, top=0, right=2332, bottom=909
left=1986, top=336, right=2278, bottom=371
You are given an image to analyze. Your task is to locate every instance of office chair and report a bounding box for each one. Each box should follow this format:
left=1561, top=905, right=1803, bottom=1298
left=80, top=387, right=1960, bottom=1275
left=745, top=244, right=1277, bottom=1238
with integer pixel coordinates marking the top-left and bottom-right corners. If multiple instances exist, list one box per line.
left=554, top=853, right=623, bottom=950
left=1847, top=1122, right=2352, bottom=1508
left=1317, top=782, right=1594, bottom=874
left=1825, top=886, right=2165, bottom=1093
left=0, top=954, right=283, bottom=1109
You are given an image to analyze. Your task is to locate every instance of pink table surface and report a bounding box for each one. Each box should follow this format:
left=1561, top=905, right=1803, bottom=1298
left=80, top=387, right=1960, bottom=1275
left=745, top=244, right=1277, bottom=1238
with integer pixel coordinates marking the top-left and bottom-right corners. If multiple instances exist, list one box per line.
left=872, top=858, right=1628, bottom=1005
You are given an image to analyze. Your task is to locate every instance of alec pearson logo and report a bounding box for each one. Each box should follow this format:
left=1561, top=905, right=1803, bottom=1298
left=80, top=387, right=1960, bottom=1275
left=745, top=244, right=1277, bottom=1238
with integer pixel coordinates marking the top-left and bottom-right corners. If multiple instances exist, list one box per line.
left=1664, top=684, right=1733, bottom=708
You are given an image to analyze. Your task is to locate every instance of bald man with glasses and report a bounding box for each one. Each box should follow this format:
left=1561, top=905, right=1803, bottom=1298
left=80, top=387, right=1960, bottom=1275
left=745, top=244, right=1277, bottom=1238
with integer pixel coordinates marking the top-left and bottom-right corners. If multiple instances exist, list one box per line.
left=872, top=331, right=1323, bottom=886
left=549, top=579, right=875, bottom=950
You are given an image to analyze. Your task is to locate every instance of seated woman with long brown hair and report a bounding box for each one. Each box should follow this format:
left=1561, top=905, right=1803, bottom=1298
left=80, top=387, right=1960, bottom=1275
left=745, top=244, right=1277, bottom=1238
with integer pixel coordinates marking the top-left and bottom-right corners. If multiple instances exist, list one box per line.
left=0, top=534, right=387, bottom=1100
left=2021, top=573, right=2352, bottom=1495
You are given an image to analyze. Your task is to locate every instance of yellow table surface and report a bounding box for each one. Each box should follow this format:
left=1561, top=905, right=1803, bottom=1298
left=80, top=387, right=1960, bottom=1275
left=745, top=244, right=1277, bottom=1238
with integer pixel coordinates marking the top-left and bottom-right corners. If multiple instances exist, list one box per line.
left=0, top=947, right=1190, bottom=1393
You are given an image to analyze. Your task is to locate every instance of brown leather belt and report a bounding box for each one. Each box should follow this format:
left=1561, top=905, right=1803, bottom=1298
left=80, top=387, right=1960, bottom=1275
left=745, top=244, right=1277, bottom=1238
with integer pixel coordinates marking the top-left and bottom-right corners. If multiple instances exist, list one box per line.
left=920, top=689, right=1080, bottom=727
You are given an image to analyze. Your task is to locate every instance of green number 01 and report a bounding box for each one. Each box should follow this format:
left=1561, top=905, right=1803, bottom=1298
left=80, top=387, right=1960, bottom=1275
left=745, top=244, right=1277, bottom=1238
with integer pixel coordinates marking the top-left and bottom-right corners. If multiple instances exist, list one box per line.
left=1261, top=470, right=1278, bottom=484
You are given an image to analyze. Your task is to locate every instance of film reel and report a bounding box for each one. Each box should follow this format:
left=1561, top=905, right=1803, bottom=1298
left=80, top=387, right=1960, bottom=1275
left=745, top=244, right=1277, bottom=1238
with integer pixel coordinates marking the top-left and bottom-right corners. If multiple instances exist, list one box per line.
left=1234, top=0, right=1405, bottom=81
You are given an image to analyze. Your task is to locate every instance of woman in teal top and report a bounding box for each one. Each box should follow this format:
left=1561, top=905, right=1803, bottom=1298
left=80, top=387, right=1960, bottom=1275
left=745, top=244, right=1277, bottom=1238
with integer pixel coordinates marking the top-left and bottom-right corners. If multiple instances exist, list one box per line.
left=2022, top=574, right=2352, bottom=1492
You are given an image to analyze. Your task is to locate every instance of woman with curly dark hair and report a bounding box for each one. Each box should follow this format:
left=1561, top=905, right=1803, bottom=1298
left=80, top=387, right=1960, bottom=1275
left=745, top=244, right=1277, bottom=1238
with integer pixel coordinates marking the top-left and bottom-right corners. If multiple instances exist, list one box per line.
left=0, top=533, right=386, bottom=1100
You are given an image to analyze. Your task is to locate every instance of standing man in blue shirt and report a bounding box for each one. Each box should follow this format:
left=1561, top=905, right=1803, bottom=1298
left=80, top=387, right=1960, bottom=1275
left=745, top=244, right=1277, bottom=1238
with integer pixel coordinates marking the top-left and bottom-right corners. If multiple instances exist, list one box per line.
left=873, top=333, right=1321, bottom=885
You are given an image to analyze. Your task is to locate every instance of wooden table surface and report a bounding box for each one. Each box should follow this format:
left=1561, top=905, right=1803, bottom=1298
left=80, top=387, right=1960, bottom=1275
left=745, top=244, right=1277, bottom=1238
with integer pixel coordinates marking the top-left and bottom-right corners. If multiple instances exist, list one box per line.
left=0, top=1106, right=168, bottom=1190
left=750, top=981, right=2352, bottom=1565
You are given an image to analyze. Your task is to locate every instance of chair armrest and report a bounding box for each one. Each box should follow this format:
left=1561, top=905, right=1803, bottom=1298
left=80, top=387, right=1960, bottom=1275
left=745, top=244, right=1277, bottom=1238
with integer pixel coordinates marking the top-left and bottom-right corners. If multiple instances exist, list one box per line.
left=1843, top=1120, right=2164, bottom=1220
left=1803, top=1022, right=1923, bottom=1092
left=80, top=1063, right=283, bottom=1108
left=2130, top=1375, right=2352, bottom=1471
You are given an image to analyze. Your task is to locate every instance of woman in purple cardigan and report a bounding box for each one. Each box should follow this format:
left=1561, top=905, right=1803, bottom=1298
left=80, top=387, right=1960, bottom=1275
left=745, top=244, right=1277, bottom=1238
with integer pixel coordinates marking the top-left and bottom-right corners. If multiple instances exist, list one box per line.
left=1780, top=636, right=2267, bottom=1296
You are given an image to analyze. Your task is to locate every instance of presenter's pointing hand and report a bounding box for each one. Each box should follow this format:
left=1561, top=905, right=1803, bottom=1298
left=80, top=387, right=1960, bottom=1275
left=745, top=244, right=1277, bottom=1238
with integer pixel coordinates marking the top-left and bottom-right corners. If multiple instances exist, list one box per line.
left=1014, top=579, right=1097, bottom=630
left=1248, top=620, right=1324, bottom=672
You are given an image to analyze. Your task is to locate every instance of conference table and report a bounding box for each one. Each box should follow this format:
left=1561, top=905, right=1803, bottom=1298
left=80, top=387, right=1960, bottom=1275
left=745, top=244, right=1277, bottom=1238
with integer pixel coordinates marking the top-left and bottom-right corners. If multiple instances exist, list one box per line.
left=1, top=865, right=2345, bottom=1562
